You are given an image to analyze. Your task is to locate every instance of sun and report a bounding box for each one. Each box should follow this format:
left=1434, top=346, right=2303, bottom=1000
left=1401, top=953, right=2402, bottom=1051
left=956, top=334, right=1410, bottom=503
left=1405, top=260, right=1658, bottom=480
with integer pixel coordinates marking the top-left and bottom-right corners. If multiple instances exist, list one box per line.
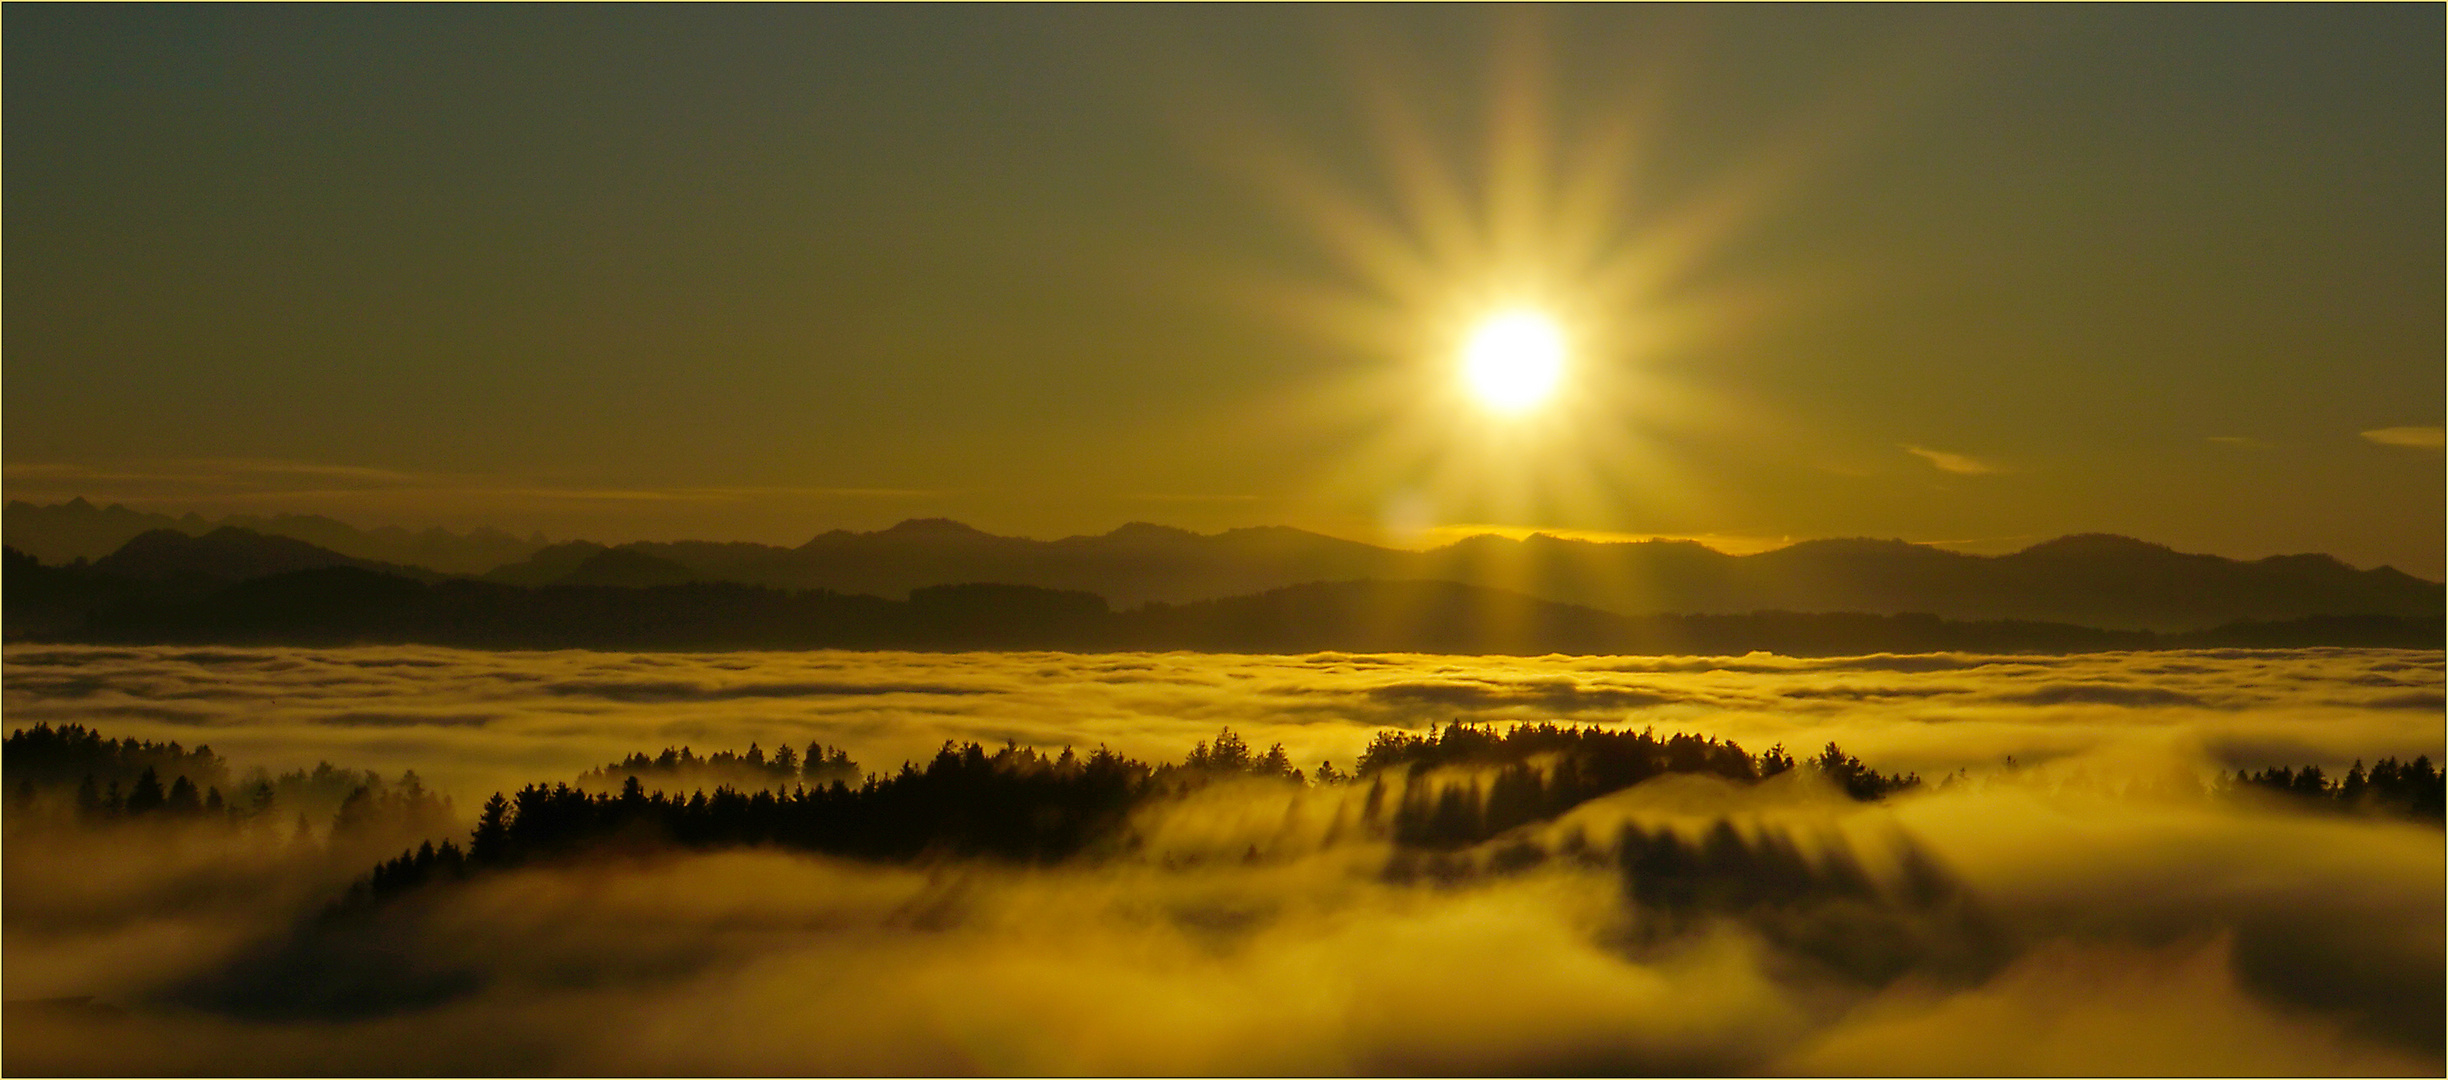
left=1460, top=309, right=1567, bottom=414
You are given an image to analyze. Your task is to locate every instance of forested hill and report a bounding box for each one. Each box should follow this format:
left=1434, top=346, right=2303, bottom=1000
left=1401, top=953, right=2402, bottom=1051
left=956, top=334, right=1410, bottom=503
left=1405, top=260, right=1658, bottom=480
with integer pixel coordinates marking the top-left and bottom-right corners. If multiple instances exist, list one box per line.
left=9, top=551, right=2438, bottom=656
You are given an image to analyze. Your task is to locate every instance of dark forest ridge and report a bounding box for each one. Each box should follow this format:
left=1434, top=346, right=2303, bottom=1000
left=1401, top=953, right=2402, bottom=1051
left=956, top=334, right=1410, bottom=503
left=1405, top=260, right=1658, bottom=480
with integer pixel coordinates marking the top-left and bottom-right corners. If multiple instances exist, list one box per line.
left=8, top=499, right=2440, bottom=632
left=7, top=547, right=2438, bottom=655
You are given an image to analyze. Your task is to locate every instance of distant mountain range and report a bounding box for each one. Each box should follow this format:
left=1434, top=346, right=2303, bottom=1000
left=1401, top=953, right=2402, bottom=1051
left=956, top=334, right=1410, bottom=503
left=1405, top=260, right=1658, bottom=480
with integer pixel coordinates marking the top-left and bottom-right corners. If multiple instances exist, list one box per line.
left=89, top=527, right=445, bottom=593
left=10, top=552, right=2438, bottom=655
left=4, top=498, right=544, bottom=574
left=475, top=517, right=2437, bottom=632
left=5, top=500, right=2440, bottom=639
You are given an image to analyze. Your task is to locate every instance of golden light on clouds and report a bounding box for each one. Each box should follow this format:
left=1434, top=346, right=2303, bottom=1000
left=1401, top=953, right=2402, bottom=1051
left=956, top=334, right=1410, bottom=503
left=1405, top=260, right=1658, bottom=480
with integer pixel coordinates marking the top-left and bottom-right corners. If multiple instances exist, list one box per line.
left=1414, top=523, right=1801, bottom=555
left=1902, top=444, right=2002, bottom=476
left=2361, top=426, right=2445, bottom=450
left=6, top=645, right=2442, bottom=1075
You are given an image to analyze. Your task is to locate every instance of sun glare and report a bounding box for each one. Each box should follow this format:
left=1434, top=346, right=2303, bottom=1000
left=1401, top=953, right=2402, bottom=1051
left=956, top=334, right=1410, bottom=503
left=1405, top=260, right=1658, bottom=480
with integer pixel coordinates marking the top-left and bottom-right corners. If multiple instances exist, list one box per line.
left=1461, top=310, right=1566, bottom=413
left=1197, top=10, right=1755, bottom=531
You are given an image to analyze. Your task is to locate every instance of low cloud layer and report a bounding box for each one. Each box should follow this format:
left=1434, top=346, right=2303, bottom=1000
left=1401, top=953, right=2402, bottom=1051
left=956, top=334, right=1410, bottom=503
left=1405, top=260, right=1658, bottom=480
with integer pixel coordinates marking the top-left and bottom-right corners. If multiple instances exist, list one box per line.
left=5, top=645, right=2434, bottom=806
left=4, top=644, right=2441, bottom=1073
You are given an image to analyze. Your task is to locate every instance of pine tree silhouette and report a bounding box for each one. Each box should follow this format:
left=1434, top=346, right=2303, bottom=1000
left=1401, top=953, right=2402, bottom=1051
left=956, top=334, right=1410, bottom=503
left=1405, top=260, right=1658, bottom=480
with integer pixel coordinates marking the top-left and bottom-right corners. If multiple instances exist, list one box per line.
left=125, top=767, right=167, bottom=815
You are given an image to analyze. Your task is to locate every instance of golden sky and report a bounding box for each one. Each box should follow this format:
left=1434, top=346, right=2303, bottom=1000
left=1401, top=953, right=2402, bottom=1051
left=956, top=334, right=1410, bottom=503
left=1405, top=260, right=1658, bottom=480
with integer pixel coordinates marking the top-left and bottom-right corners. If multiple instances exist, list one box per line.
left=7, top=7, right=2440, bottom=571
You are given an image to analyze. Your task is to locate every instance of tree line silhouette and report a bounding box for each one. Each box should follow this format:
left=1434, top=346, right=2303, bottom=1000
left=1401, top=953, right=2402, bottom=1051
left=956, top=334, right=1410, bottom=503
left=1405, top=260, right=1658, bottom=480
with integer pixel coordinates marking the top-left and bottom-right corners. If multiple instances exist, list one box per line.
left=10, top=717, right=2429, bottom=923
left=350, top=717, right=2442, bottom=910
left=361, top=739, right=1157, bottom=902
left=2224, top=756, right=2444, bottom=818
left=5, top=722, right=454, bottom=847
left=574, top=740, right=861, bottom=794
left=349, top=721, right=1922, bottom=904
left=5, top=721, right=229, bottom=798
left=1355, top=722, right=1914, bottom=849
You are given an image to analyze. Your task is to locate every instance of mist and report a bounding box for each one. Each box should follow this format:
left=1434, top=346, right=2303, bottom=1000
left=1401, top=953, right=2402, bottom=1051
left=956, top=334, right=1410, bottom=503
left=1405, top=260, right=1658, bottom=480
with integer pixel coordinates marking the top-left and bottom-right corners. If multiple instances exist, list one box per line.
left=5, top=645, right=2437, bottom=805
left=5, top=644, right=2440, bottom=1074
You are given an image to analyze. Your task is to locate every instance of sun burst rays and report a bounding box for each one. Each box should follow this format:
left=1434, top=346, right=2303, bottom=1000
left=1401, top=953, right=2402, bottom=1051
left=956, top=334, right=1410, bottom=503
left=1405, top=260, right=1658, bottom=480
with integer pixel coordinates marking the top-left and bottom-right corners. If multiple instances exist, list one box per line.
left=1158, top=8, right=1846, bottom=550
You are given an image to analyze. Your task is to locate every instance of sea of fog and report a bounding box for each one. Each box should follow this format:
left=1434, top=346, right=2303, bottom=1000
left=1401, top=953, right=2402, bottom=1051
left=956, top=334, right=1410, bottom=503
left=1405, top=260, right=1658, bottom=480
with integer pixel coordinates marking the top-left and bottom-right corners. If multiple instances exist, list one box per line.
left=5, top=645, right=2439, bottom=805
left=4, top=644, right=2443, bottom=1074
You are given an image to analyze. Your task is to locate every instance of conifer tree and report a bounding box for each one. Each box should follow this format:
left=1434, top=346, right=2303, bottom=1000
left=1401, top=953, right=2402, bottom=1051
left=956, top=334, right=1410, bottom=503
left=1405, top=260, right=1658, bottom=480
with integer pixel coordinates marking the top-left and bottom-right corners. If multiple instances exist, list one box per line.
left=126, top=767, right=167, bottom=815
left=470, top=792, right=511, bottom=864
left=166, top=775, right=203, bottom=815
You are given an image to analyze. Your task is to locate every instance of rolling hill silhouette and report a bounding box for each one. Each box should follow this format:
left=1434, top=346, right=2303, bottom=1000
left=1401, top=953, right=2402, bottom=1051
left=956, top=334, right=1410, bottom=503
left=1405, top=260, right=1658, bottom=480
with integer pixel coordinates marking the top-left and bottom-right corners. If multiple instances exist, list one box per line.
left=11, top=554, right=2437, bottom=654
left=477, top=519, right=2439, bottom=632
left=3, top=528, right=443, bottom=638
left=92, top=528, right=443, bottom=595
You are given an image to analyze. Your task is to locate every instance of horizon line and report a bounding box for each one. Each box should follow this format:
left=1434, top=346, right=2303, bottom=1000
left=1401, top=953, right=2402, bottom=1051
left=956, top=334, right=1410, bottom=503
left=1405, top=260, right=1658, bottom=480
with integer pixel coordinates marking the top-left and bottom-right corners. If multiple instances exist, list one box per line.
left=10, top=495, right=2432, bottom=578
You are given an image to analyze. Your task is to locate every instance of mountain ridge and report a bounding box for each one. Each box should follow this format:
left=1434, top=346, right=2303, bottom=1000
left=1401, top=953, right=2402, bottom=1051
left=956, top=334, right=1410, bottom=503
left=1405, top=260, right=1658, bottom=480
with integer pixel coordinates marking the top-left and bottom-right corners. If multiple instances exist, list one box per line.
left=4, top=498, right=545, bottom=574
left=10, top=558, right=2436, bottom=655
left=7, top=501, right=2439, bottom=632
left=478, top=519, right=2438, bottom=632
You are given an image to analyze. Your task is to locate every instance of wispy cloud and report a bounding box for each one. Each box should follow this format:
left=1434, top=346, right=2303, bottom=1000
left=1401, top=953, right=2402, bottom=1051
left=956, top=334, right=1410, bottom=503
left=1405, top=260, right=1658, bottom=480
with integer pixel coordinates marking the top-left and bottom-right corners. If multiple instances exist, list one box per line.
left=1901, top=445, right=2001, bottom=475
left=484, top=485, right=943, bottom=504
left=1126, top=493, right=1265, bottom=503
left=2360, top=426, right=2444, bottom=450
left=2, top=459, right=942, bottom=505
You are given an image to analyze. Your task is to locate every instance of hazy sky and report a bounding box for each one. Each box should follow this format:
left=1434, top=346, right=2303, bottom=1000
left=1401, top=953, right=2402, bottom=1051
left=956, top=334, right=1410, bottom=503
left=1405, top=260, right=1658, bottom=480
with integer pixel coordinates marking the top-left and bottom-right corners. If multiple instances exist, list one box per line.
left=8, top=6, right=2441, bottom=571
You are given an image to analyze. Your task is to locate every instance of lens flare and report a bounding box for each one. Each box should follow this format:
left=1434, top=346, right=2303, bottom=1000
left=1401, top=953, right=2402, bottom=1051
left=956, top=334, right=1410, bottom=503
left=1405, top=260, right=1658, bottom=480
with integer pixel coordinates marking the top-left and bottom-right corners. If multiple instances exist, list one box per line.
left=1172, top=7, right=1839, bottom=545
left=1461, top=310, right=1566, bottom=413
